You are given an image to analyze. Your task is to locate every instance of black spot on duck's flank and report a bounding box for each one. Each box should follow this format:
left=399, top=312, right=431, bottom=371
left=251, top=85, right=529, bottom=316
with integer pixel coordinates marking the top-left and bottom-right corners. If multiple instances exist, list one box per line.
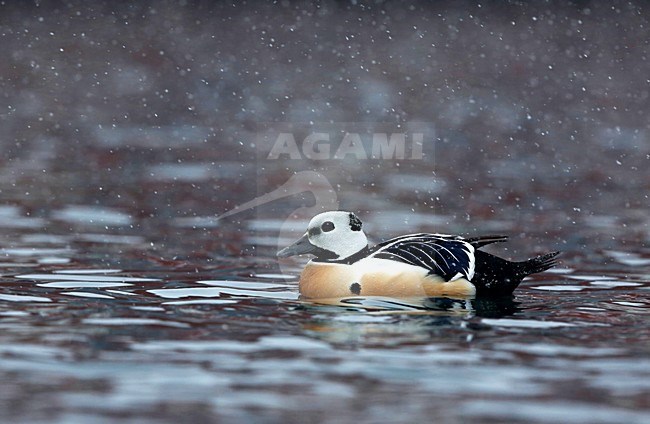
left=350, top=282, right=361, bottom=295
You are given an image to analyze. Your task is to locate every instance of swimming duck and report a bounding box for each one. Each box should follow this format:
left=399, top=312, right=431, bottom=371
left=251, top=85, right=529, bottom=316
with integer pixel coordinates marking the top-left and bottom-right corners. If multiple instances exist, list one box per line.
left=277, top=211, right=559, bottom=299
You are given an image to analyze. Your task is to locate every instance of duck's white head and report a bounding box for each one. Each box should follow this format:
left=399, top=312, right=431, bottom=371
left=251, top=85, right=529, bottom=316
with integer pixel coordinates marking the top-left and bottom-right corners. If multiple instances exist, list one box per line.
left=277, top=211, right=368, bottom=261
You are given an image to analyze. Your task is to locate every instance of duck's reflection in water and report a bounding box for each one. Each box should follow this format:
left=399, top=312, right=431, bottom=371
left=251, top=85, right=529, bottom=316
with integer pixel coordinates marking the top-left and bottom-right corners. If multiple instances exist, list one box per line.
left=303, top=295, right=519, bottom=317
left=296, top=295, right=520, bottom=345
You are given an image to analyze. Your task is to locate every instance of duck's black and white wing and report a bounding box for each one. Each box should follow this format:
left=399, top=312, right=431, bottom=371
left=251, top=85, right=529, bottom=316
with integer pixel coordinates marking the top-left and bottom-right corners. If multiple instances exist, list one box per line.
left=464, top=235, right=508, bottom=249
left=369, top=233, right=476, bottom=281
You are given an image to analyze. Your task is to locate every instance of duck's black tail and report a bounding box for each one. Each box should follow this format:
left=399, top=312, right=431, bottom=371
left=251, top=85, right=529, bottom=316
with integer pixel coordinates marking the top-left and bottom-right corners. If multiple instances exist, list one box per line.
left=472, top=250, right=560, bottom=296
left=517, top=251, right=561, bottom=277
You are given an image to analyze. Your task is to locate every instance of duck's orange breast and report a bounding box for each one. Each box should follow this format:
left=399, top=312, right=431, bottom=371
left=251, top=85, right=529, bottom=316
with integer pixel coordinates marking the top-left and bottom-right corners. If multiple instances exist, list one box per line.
left=299, top=258, right=476, bottom=299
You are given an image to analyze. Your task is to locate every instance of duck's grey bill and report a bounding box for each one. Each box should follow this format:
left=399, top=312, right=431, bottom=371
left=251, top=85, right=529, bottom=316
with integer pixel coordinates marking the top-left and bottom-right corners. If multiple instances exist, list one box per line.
left=277, top=234, right=316, bottom=258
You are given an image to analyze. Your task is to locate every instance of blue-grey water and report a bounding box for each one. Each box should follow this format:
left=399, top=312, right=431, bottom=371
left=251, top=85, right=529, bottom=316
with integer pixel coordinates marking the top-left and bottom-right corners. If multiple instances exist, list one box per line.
left=1, top=2, right=649, bottom=423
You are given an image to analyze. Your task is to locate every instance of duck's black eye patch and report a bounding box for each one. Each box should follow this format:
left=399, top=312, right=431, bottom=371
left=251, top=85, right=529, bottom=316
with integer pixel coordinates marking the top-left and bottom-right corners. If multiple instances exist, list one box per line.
left=349, top=213, right=362, bottom=231
left=321, top=221, right=335, bottom=232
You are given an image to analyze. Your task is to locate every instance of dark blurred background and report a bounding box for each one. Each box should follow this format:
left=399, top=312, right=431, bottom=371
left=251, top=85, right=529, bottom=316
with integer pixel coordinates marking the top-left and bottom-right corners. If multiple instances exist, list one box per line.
left=0, top=1, right=648, bottom=259
left=0, top=3, right=649, bottom=423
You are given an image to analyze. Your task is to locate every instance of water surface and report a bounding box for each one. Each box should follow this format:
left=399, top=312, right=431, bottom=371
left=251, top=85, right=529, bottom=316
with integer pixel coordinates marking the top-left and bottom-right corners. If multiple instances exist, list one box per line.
left=1, top=2, right=649, bottom=423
